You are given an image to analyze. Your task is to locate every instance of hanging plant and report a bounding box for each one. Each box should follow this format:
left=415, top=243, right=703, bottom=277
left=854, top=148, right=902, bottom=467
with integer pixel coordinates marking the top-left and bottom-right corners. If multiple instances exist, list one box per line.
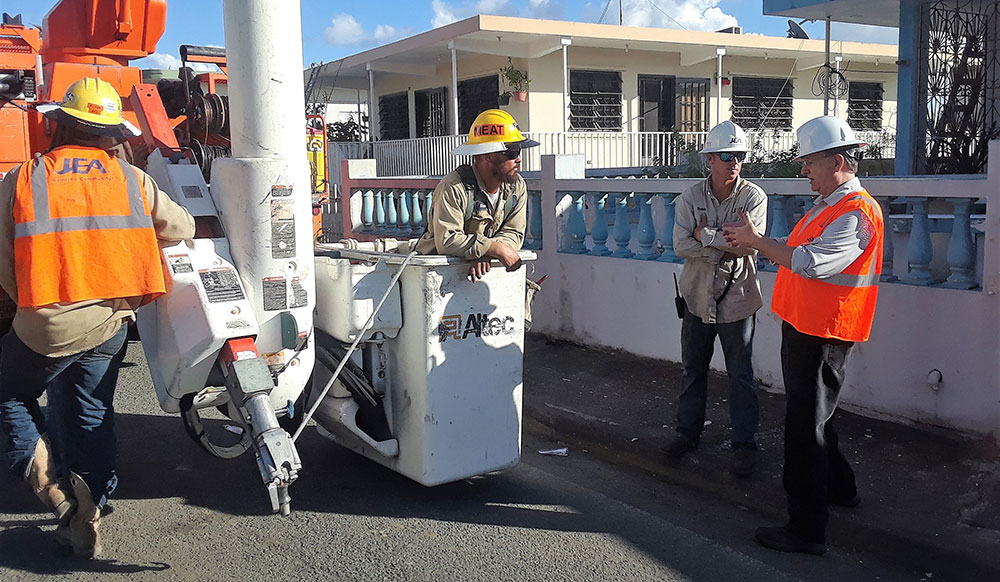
left=500, top=57, right=530, bottom=101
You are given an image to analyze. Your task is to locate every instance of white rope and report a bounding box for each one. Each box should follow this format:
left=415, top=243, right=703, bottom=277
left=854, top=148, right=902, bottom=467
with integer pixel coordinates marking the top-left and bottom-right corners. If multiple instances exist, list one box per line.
left=291, top=251, right=418, bottom=443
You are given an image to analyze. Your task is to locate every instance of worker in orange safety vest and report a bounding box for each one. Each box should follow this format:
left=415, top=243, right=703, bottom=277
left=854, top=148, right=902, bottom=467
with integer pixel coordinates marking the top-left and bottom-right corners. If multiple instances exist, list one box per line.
left=0, top=77, right=195, bottom=559
left=722, top=115, right=884, bottom=556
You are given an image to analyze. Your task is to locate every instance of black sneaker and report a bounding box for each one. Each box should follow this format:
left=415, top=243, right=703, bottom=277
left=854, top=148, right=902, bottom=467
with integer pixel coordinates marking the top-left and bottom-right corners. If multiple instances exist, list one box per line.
left=662, top=433, right=697, bottom=458
left=755, top=526, right=827, bottom=555
left=732, top=447, right=757, bottom=478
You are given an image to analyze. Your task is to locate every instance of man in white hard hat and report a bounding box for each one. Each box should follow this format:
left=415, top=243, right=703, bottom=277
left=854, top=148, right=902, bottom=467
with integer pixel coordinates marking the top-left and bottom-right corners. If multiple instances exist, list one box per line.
left=663, top=120, right=767, bottom=477
left=414, top=109, right=539, bottom=282
left=0, top=77, right=194, bottom=558
left=724, top=116, right=884, bottom=555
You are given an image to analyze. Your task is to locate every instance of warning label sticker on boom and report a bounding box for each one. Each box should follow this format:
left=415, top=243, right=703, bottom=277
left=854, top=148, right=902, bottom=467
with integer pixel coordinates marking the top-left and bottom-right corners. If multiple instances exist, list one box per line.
left=168, top=254, right=193, bottom=274
left=290, top=277, right=308, bottom=308
left=198, top=268, right=245, bottom=303
left=271, top=200, right=295, bottom=259
left=262, top=277, right=287, bottom=311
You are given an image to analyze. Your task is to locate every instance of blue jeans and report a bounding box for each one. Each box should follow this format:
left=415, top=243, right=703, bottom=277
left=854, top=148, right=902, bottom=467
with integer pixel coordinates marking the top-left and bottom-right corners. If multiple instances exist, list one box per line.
left=676, top=305, right=759, bottom=447
left=0, top=323, right=127, bottom=508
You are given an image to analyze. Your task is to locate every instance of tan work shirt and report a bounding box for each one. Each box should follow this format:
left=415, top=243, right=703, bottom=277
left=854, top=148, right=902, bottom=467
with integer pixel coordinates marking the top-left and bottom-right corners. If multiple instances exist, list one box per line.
left=0, top=159, right=195, bottom=357
left=414, top=164, right=527, bottom=259
left=673, top=175, right=767, bottom=324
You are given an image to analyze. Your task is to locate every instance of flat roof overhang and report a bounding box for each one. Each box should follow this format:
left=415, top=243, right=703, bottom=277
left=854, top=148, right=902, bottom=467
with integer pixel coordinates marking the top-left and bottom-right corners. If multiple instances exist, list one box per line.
left=762, top=0, right=901, bottom=28
left=307, top=14, right=900, bottom=100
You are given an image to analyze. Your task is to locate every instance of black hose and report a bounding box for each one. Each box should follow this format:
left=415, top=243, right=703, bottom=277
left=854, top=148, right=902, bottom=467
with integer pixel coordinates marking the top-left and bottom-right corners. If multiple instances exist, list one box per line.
left=179, top=393, right=252, bottom=459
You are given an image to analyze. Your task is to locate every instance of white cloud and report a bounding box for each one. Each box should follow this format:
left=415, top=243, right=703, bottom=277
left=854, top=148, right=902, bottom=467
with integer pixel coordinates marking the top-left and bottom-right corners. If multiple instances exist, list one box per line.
left=620, top=0, right=737, bottom=32
left=433, top=0, right=734, bottom=32
left=324, top=14, right=406, bottom=47
left=432, top=0, right=517, bottom=28
left=831, top=23, right=899, bottom=45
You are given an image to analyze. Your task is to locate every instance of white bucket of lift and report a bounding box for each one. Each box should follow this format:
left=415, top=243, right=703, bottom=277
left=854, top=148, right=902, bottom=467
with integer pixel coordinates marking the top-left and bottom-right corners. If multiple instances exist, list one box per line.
left=312, top=248, right=535, bottom=486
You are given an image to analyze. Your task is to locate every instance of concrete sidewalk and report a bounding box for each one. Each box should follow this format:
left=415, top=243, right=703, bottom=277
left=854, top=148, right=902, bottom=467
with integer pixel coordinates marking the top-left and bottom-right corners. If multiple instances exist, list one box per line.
left=522, top=334, right=1000, bottom=580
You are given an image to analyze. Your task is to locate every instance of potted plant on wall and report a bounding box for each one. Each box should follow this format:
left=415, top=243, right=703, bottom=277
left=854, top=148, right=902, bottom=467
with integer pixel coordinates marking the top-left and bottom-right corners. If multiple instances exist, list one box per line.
left=500, top=57, right=530, bottom=102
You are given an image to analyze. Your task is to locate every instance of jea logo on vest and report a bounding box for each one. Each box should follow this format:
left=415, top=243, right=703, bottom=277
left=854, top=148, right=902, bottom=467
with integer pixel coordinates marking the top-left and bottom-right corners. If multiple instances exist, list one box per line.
left=55, top=158, right=108, bottom=175
left=438, top=311, right=516, bottom=342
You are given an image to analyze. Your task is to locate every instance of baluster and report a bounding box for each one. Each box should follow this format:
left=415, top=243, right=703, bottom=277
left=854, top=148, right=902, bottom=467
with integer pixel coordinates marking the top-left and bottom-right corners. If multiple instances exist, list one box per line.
left=761, top=194, right=791, bottom=271
left=424, top=189, right=434, bottom=228
left=565, top=191, right=588, bottom=254
left=411, top=190, right=424, bottom=234
left=398, top=189, right=411, bottom=237
left=877, top=197, right=897, bottom=282
left=657, top=193, right=680, bottom=262
left=374, top=190, right=386, bottom=234
left=385, top=190, right=398, bottom=235
left=589, top=192, right=612, bottom=256
left=527, top=190, right=544, bottom=250
left=635, top=193, right=657, bottom=259
left=361, top=189, right=374, bottom=233
left=943, top=197, right=978, bottom=289
left=610, top=192, right=634, bottom=258
left=905, top=197, right=933, bottom=285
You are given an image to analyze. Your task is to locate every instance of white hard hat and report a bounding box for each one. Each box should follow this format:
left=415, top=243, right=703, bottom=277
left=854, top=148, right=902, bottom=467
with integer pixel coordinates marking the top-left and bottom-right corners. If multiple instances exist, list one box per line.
left=795, top=116, right=866, bottom=159
left=700, top=121, right=748, bottom=154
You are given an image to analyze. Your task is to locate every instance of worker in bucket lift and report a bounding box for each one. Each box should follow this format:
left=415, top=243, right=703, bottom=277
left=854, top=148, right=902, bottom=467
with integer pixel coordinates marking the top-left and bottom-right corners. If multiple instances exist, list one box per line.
left=663, top=121, right=767, bottom=478
left=414, top=109, right=539, bottom=281
left=0, top=77, right=195, bottom=558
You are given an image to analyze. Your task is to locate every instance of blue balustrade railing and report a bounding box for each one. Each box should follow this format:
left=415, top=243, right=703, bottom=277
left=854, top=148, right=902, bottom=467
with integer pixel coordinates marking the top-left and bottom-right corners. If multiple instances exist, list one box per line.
left=343, top=162, right=989, bottom=292
left=547, top=185, right=985, bottom=290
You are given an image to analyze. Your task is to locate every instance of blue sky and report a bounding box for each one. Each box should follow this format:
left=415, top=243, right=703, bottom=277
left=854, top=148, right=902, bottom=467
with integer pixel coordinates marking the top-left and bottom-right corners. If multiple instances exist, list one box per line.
left=7, top=0, right=898, bottom=69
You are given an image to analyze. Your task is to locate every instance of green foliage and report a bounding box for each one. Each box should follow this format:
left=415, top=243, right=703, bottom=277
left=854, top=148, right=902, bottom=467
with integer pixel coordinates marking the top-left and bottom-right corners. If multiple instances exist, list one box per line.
left=327, top=115, right=366, bottom=142
left=500, top=58, right=531, bottom=92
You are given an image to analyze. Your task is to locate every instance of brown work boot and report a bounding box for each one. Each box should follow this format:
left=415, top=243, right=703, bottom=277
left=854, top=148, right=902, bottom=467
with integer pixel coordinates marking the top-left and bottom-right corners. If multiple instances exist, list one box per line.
left=26, top=436, right=75, bottom=519
left=67, top=472, right=102, bottom=559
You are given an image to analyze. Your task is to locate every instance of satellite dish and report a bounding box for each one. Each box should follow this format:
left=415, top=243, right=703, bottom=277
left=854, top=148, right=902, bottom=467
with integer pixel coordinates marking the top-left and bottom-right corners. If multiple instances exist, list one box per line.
left=787, top=19, right=810, bottom=39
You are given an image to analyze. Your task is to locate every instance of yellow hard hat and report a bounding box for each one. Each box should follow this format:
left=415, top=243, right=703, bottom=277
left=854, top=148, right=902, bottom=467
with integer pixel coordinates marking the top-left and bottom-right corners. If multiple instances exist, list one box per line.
left=37, top=77, right=141, bottom=138
left=451, top=109, right=539, bottom=155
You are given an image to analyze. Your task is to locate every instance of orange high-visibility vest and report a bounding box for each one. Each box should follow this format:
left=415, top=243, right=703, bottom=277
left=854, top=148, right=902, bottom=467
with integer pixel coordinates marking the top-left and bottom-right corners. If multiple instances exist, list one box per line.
left=771, top=188, right=883, bottom=342
left=12, top=146, right=166, bottom=308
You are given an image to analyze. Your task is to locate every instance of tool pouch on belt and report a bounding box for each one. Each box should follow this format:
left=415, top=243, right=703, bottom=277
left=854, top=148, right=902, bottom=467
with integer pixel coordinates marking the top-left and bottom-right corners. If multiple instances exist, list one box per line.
left=672, top=273, right=685, bottom=319
left=525, top=278, right=541, bottom=331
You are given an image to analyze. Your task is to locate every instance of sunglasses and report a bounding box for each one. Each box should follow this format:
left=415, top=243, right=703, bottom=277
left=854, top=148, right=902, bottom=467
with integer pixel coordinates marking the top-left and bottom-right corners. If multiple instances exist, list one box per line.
left=498, top=147, right=521, bottom=160
left=718, top=152, right=746, bottom=163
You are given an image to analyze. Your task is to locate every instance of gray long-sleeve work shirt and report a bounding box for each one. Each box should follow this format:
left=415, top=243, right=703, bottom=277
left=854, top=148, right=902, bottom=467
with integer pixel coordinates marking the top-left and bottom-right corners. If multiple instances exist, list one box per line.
left=673, top=176, right=768, bottom=324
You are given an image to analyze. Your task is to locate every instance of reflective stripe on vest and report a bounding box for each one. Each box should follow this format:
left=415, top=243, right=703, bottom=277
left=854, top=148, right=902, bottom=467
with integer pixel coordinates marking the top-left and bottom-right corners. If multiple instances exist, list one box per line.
left=17, top=157, right=153, bottom=239
left=771, top=188, right=883, bottom=342
left=12, top=148, right=166, bottom=308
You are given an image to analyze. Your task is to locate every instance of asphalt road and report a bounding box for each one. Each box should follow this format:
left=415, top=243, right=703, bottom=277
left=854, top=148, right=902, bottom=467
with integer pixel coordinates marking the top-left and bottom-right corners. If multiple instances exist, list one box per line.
left=0, top=343, right=921, bottom=581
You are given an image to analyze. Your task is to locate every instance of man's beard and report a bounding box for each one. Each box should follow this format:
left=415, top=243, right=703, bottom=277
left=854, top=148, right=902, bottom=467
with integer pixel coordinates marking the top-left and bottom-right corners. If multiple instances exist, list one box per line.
left=491, top=162, right=519, bottom=185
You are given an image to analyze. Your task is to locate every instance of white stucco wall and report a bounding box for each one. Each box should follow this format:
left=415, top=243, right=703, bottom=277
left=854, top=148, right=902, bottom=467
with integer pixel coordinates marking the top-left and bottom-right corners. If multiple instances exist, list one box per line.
left=524, top=155, right=1000, bottom=440
left=366, top=42, right=898, bottom=138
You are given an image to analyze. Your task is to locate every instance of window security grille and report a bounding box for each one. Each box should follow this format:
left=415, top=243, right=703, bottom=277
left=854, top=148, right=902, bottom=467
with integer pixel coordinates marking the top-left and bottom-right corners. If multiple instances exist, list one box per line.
left=847, top=82, right=884, bottom=131
left=570, top=70, right=622, bottom=131
left=458, top=76, right=500, bottom=134
left=731, top=77, right=794, bottom=130
left=378, top=92, right=409, bottom=141
left=415, top=87, right=448, bottom=138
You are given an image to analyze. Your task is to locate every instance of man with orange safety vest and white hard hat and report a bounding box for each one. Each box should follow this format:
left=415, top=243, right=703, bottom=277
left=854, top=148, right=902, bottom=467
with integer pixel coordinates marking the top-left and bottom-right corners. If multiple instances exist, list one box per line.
left=414, top=109, right=539, bottom=282
left=723, top=115, right=884, bottom=556
left=0, top=77, right=194, bottom=558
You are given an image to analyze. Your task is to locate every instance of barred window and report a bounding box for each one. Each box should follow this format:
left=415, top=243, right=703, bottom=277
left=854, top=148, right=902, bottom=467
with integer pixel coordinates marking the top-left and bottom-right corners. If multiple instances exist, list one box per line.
left=848, top=82, right=884, bottom=131
left=730, top=77, right=793, bottom=130
left=458, top=76, right=500, bottom=134
left=570, top=70, right=622, bottom=131
left=415, top=87, right=448, bottom=138
left=378, top=92, right=409, bottom=141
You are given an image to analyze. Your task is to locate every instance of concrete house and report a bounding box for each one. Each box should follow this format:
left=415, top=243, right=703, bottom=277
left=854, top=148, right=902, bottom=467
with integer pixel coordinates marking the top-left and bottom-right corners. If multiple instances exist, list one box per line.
left=309, top=14, right=898, bottom=175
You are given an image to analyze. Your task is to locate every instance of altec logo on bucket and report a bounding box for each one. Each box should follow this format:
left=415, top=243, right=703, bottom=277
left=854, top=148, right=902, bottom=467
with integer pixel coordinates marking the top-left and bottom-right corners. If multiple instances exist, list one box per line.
left=438, top=312, right=516, bottom=342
